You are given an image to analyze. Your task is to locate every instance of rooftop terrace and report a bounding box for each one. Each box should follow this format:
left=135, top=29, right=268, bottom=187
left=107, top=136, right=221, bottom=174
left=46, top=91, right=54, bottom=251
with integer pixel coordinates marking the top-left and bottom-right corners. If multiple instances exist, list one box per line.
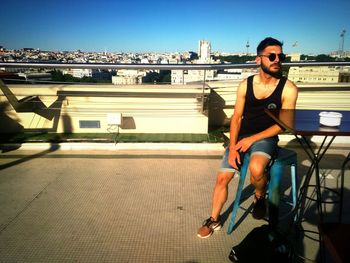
left=0, top=141, right=350, bottom=262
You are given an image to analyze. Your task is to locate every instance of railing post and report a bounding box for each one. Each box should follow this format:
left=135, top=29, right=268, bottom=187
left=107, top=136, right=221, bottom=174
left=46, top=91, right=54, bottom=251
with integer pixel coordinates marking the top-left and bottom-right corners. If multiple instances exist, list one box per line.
left=201, top=69, right=206, bottom=113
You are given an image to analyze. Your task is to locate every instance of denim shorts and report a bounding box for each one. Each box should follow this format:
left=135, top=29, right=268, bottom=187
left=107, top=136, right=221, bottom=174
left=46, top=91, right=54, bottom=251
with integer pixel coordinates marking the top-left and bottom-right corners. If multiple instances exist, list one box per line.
left=219, top=136, right=279, bottom=173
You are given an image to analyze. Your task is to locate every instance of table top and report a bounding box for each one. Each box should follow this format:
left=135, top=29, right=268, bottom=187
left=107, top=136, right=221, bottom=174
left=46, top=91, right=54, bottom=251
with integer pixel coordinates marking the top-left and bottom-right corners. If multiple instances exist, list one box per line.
left=265, top=109, right=350, bottom=136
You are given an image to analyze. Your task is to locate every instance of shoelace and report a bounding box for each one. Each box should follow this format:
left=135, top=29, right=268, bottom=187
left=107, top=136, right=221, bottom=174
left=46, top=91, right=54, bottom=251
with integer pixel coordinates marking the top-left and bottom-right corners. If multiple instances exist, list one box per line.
left=203, top=217, right=218, bottom=227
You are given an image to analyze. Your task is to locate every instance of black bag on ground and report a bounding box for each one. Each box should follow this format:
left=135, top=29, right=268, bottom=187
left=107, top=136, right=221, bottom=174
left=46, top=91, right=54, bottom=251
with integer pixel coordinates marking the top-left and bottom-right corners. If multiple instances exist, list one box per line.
left=228, top=225, right=291, bottom=263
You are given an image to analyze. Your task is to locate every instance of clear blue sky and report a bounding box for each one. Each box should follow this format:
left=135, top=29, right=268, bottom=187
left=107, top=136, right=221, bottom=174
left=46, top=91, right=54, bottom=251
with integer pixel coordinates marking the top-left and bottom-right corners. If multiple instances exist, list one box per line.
left=1, top=0, right=349, bottom=54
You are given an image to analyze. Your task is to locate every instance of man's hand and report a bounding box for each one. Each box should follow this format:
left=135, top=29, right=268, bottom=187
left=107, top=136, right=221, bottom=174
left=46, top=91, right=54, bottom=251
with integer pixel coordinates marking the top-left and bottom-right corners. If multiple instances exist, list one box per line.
left=234, top=136, right=255, bottom=153
left=228, top=149, right=241, bottom=170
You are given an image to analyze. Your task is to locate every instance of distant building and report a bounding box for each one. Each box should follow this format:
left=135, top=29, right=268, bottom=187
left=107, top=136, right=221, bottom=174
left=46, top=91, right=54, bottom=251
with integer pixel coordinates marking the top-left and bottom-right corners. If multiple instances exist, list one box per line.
left=171, top=67, right=215, bottom=85
left=112, top=69, right=145, bottom=85
left=140, top=57, right=149, bottom=64
left=62, top=68, right=111, bottom=80
left=185, top=69, right=215, bottom=83
left=171, top=67, right=258, bottom=85
left=171, top=40, right=258, bottom=85
left=215, top=68, right=258, bottom=81
left=288, top=66, right=339, bottom=83
left=330, top=50, right=350, bottom=58
left=171, top=40, right=215, bottom=84
left=171, top=70, right=184, bottom=84
left=289, top=53, right=301, bottom=62
left=63, top=68, right=92, bottom=78
left=198, top=40, right=211, bottom=63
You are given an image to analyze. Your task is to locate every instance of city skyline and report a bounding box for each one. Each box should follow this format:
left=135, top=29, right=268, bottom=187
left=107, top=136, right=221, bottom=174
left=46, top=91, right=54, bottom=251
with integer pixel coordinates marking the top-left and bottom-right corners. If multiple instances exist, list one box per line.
left=1, top=0, right=349, bottom=55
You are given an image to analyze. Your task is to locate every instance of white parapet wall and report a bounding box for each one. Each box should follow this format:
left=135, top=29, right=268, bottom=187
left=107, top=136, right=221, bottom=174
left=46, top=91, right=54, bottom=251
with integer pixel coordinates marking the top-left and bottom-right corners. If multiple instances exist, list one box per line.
left=0, top=84, right=209, bottom=134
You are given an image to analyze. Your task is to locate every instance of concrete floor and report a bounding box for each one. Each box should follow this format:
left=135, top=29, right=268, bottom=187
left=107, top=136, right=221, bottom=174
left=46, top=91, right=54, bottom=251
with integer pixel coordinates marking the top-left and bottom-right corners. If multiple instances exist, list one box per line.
left=0, top=142, right=349, bottom=262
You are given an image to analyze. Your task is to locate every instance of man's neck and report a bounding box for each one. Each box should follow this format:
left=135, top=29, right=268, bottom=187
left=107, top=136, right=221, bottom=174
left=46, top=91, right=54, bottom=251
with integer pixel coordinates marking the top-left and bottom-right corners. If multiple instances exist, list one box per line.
left=258, top=71, right=278, bottom=85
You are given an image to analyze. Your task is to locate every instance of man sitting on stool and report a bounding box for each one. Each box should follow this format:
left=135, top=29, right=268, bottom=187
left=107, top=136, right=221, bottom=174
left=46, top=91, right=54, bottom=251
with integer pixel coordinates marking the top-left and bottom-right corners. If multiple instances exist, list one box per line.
left=197, top=37, right=298, bottom=238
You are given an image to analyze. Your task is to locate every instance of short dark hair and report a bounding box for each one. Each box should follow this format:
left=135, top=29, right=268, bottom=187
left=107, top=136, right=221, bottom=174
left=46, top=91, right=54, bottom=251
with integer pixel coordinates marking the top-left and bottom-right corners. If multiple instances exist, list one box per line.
left=257, top=37, right=283, bottom=55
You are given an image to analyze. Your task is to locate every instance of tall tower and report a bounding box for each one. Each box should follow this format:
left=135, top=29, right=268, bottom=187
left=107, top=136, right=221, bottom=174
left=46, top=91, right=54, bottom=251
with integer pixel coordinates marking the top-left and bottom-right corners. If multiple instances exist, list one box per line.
left=198, top=40, right=211, bottom=63
left=246, top=40, right=250, bottom=55
left=340, top=29, right=346, bottom=58
left=291, top=41, right=300, bottom=61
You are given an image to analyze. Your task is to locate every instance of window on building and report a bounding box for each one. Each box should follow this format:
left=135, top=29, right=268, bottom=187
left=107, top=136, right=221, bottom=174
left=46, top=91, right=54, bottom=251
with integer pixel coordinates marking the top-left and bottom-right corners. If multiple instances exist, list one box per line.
left=79, top=120, right=101, bottom=129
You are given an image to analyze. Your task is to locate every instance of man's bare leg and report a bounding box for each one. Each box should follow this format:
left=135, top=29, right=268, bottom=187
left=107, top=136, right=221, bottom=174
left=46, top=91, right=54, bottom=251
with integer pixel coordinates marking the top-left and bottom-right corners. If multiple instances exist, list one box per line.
left=197, top=171, right=235, bottom=238
left=249, top=155, right=270, bottom=219
left=210, top=171, right=235, bottom=220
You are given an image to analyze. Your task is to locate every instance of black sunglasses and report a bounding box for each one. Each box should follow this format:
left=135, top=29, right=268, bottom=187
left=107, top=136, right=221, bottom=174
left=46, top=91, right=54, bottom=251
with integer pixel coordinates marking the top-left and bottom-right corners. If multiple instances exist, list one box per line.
left=259, top=53, right=286, bottom=62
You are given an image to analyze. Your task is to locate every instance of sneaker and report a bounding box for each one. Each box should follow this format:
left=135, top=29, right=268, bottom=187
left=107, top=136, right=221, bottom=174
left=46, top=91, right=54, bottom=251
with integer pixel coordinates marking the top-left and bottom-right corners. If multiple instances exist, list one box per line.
left=197, top=217, right=222, bottom=238
left=252, top=194, right=266, bottom=219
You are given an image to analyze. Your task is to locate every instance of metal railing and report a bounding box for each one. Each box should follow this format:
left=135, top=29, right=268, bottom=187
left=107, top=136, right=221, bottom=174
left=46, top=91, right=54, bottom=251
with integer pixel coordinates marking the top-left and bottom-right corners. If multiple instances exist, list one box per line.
left=1, top=61, right=350, bottom=70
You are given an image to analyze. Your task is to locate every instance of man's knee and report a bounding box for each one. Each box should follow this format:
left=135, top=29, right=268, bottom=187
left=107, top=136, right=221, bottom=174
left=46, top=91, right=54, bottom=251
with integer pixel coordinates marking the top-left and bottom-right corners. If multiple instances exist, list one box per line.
left=250, top=172, right=266, bottom=182
left=249, top=164, right=265, bottom=179
left=215, top=171, right=234, bottom=187
left=249, top=157, right=269, bottom=181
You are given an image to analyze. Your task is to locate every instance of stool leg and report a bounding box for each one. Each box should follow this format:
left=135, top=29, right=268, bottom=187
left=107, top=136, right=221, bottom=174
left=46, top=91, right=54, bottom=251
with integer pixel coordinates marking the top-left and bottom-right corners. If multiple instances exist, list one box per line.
left=227, top=163, right=248, bottom=234
left=291, top=163, right=297, bottom=209
left=268, top=163, right=284, bottom=228
left=288, top=162, right=298, bottom=223
left=268, top=164, right=284, bottom=207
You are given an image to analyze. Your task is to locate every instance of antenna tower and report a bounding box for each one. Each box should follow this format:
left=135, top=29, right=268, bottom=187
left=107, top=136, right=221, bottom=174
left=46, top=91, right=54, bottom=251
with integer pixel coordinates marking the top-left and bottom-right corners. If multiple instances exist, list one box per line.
left=246, top=40, right=250, bottom=55
left=340, top=29, right=346, bottom=57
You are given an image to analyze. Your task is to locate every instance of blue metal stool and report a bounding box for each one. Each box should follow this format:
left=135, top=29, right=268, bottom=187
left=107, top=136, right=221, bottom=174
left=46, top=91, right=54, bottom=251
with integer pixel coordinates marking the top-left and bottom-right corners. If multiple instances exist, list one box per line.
left=227, top=147, right=298, bottom=234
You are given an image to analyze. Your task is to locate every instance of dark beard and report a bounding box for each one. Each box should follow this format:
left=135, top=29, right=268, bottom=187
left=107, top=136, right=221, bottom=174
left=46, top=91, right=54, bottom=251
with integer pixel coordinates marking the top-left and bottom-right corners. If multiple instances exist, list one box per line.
left=261, top=63, right=283, bottom=79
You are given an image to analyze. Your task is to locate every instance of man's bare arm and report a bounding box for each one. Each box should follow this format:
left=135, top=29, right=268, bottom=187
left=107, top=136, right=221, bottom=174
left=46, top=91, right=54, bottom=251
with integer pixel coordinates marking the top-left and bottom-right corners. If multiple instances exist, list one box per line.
left=228, top=79, right=246, bottom=168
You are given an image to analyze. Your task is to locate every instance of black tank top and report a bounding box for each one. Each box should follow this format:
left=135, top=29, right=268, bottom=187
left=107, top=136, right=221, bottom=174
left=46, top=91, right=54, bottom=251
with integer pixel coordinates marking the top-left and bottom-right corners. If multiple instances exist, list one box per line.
left=239, top=75, right=286, bottom=136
